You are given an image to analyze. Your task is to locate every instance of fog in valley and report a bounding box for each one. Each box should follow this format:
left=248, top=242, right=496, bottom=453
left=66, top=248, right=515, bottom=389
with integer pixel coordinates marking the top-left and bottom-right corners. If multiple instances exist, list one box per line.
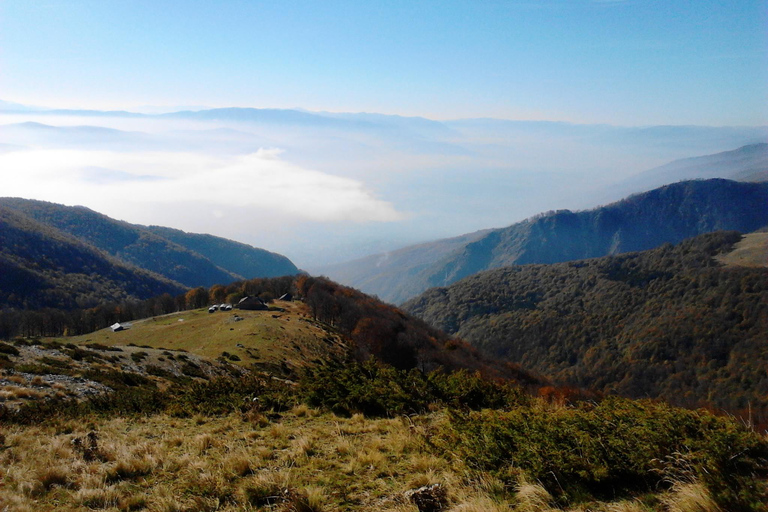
left=2, top=107, right=765, bottom=268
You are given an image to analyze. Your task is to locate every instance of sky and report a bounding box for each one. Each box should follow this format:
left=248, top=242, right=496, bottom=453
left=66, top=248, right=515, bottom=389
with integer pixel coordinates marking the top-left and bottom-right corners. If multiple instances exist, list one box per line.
left=0, top=1, right=767, bottom=269
left=1, top=0, right=766, bottom=125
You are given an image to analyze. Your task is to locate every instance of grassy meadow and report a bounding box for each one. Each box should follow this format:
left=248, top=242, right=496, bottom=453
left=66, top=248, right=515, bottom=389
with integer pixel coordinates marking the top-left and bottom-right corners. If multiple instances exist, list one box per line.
left=3, top=401, right=757, bottom=512
left=60, top=302, right=346, bottom=371
left=716, top=231, right=768, bottom=268
left=1, top=298, right=766, bottom=511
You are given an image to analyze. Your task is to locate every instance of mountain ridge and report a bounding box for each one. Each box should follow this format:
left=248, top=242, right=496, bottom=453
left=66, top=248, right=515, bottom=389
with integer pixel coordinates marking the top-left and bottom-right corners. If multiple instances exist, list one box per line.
left=0, top=205, right=186, bottom=309
left=0, top=198, right=299, bottom=309
left=321, top=178, right=768, bottom=303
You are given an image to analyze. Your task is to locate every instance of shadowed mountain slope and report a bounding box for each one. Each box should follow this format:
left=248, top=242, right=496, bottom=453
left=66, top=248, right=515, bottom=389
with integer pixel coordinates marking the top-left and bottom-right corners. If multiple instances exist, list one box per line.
left=0, top=205, right=186, bottom=309
left=0, top=198, right=298, bottom=288
left=145, top=225, right=297, bottom=279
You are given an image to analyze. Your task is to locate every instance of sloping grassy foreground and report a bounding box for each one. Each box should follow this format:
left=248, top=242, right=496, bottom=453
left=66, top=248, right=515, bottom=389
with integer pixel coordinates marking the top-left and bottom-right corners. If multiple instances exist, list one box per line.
left=1, top=363, right=766, bottom=511
left=3, top=404, right=764, bottom=512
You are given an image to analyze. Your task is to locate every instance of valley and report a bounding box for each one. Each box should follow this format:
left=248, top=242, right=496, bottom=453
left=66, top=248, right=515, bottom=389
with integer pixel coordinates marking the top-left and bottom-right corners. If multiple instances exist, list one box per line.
left=0, top=138, right=766, bottom=511
left=3, top=3, right=768, bottom=509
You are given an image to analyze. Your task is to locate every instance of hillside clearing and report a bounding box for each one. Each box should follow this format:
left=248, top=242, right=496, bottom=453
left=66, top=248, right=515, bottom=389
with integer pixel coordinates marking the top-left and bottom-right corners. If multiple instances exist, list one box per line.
left=61, top=301, right=347, bottom=372
left=716, top=231, right=768, bottom=268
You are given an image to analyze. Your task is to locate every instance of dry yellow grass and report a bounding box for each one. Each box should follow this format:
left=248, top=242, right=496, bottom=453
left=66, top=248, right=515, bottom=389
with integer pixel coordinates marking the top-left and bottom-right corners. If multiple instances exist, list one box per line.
left=662, top=481, right=721, bottom=512
left=716, top=231, right=768, bottom=268
left=57, top=302, right=346, bottom=371
left=1, top=410, right=439, bottom=511
left=0, top=408, right=740, bottom=512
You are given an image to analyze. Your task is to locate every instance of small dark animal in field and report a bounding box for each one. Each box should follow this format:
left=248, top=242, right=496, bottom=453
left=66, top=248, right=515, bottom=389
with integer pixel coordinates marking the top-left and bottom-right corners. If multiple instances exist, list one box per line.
left=405, top=484, right=448, bottom=512
left=72, top=431, right=101, bottom=461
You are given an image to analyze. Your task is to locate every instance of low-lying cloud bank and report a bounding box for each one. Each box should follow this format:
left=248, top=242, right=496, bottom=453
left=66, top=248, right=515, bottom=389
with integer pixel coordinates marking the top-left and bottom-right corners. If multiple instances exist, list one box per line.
left=0, top=147, right=404, bottom=228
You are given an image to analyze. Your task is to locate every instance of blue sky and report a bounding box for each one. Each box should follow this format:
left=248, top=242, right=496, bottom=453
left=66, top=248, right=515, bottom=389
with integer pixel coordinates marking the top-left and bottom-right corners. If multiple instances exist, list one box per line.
left=1, top=0, right=766, bottom=125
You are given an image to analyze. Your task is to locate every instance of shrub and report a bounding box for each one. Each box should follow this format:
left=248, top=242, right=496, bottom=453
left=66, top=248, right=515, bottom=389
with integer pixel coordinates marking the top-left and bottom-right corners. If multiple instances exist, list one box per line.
left=301, top=358, right=434, bottom=417
left=85, top=343, right=123, bottom=352
left=429, top=369, right=530, bottom=410
left=181, top=361, right=207, bottom=379
left=167, top=375, right=288, bottom=417
left=0, top=342, right=20, bottom=356
left=434, top=397, right=768, bottom=510
left=130, top=351, right=149, bottom=363
left=300, top=359, right=528, bottom=417
left=145, top=365, right=175, bottom=379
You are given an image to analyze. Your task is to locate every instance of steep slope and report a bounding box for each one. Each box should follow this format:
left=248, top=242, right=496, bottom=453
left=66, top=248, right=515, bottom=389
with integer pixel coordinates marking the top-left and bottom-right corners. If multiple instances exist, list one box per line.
left=404, top=231, right=768, bottom=417
left=0, top=206, right=186, bottom=309
left=327, top=179, right=768, bottom=303
left=0, top=198, right=298, bottom=287
left=315, top=229, right=490, bottom=302
left=145, top=225, right=298, bottom=278
left=293, top=275, right=541, bottom=385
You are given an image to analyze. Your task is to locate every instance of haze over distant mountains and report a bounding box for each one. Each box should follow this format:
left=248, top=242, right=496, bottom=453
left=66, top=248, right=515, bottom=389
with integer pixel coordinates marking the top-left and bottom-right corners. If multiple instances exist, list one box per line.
left=607, top=143, right=768, bottom=198
left=2, top=103, right=766, bottom=267
left=321, top=178, right=768, bottom=304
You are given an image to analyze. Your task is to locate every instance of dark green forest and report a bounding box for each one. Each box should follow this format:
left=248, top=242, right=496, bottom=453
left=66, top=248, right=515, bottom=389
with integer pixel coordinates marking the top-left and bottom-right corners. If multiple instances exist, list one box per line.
left=404, top=231, right=768, bottom=423
left=0, top=205, right=186, bottom=310
left=0, top=197, right=298, bottom=289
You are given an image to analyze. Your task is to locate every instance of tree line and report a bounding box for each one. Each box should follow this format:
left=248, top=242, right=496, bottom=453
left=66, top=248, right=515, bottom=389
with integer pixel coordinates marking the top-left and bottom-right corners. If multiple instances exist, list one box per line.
left=0, top=276, right=295, bottom=340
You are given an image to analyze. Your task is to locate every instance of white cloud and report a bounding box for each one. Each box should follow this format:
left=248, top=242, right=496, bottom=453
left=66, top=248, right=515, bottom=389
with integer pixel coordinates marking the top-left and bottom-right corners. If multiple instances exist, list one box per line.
left=0, top=147, right=404, bottom=226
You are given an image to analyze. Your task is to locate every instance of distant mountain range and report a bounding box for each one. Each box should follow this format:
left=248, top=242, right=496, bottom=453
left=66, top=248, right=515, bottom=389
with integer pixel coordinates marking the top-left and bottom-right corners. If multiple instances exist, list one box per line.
left=3, top=103, right=766, bottom=156
left=403, top=230, right=768, bottom=415
left=321, top=177, right=768, bottom=304
left=608, top=143, right=768, bottom=197
left=3, top=103, right=767, bottom=267
left=0, top=198, right=298, bottom=309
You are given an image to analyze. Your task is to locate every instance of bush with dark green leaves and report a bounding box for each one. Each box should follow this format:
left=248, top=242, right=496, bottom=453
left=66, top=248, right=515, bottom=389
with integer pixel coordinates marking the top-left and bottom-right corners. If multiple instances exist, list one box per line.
left=166, top=375, right=295, bottom=417
left=301, top=359, right=434, bottom=417
left=300, top=359, right=529, bottom=417
left=434, top=396, right=768, bottom=510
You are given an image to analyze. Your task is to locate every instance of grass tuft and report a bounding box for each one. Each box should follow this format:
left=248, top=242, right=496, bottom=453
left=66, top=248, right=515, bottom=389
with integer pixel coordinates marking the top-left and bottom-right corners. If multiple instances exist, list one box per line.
left=514, top=479, right=555, bottom=512
left=662, top=481, right=721, bottom=512
left=33, top=465, right=77, bottom=495
left=240, top=473, right=285, bottom=507
left=286, top=486, right=326, bottom=512
left=105, top=456, right=155, bottom=483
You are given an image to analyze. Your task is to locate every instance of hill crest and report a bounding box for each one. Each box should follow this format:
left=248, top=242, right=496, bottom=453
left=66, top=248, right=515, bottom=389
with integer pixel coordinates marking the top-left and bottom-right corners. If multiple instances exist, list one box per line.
left=321, top=179, right=768, bottom=303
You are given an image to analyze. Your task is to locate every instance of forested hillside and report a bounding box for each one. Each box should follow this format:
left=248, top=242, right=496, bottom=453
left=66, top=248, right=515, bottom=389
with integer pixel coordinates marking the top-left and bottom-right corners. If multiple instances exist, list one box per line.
left=0, top=205, right=185, bottom=310
left=0, top=198, right=298, bottom=288
left=404, top=231, right=768, bottom=420
left=145, top=225, right=297, bottom=279
left=294, top=275, right=540, bottom=385
left=324, top=179, right=768, bottom=303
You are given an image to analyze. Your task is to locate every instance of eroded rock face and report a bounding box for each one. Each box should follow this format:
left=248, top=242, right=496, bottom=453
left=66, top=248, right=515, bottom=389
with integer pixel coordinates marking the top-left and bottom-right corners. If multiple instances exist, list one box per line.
left=404, top=483, right=448, bottom=512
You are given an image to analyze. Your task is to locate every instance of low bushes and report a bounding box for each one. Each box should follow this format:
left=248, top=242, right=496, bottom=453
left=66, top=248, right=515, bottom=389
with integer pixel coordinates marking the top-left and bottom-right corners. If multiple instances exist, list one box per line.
left=435, top=396, right=768, bottom=510
left=300, top=358, right=529, bottom=417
